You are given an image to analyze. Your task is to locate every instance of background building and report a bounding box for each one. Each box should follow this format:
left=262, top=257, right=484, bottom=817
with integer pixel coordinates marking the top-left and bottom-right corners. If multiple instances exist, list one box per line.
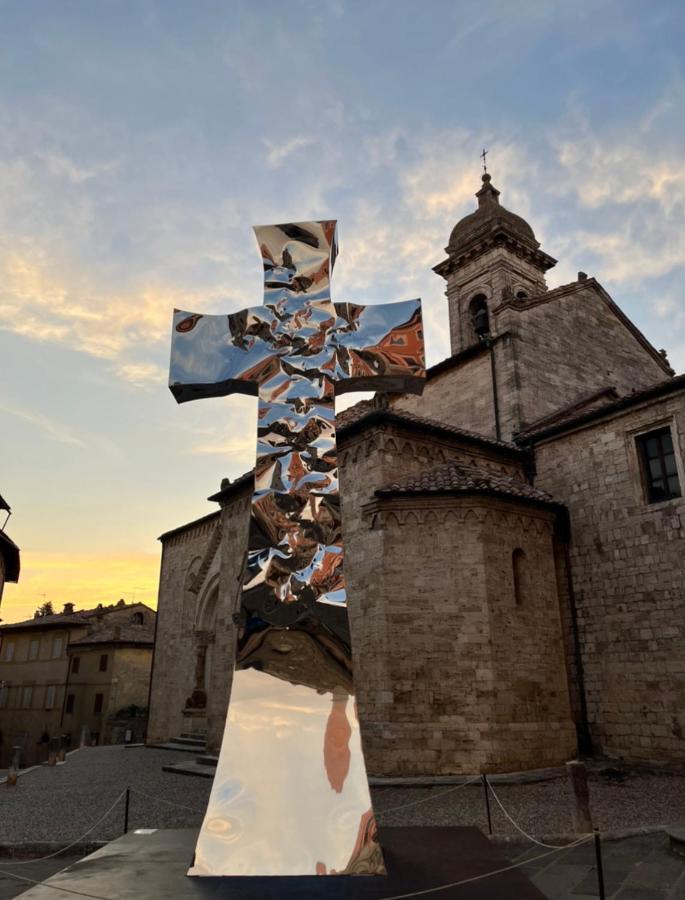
left=148, top=173, right=684, bottom=775
left=0, top=493, right=20, bottom=609
left=0, top=600, right=155, bottom=767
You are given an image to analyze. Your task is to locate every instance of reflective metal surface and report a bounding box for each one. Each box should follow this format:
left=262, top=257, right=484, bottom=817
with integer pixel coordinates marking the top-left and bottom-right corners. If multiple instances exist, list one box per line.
left=169, top=220, right=425, bottom=877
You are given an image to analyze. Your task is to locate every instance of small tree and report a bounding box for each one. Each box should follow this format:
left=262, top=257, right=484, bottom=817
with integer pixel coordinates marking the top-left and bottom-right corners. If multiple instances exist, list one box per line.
left=35, top=601, right=54, bottom=618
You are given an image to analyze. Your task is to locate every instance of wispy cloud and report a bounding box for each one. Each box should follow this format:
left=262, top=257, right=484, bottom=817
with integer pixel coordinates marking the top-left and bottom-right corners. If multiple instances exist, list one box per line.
left=0, top=402, right=85, bottom=446
left=264, top=136, right=317, bottom=168
left=35, top=150, right=122, bottom=184
left=186, top=427, right=256, bottom=458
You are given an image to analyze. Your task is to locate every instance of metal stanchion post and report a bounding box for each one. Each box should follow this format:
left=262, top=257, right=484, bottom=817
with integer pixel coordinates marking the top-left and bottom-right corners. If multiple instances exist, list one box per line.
left=481, top=774, right=493, bottom=835
left=124, top=787, right=130, bottom=834
left=594, top=829, right=605, bottom=900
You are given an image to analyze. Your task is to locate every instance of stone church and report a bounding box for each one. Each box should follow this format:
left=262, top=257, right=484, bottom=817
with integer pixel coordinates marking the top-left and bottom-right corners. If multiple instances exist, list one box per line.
left=148, top=173, right=685, bottom=776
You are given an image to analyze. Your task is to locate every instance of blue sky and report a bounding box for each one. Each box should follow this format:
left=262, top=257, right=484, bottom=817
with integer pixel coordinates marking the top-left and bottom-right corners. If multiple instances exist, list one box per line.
left=1, top=0, right=684, bottom=619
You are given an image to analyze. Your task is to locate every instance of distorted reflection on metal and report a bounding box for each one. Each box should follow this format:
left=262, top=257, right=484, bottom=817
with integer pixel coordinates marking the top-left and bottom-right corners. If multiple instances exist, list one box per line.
left=169, top=220, right=425, bottom=877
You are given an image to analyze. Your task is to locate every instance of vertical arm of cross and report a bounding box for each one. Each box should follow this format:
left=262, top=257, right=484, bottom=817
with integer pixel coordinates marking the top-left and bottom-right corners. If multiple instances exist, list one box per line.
left=333, top=300, right=426, bottom=396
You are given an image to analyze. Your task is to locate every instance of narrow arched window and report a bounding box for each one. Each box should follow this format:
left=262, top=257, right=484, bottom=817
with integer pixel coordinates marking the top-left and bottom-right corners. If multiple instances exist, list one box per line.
left=469, top=294, right=490, bottom=337
left=512, top=548, right=526, bottom=606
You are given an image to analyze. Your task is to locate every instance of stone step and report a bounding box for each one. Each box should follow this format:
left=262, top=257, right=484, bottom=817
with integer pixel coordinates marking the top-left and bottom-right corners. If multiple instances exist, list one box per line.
left=180, top=732, right=207, bottom=741
left=169, top=735, right=206, bottom=748
left=196, top=755, right=218, bottom=768
left=147, top=740, right=207, bottom=754
left=162, top=758, right=216, bottom=778
left=668, top=826, right=685, bottom=858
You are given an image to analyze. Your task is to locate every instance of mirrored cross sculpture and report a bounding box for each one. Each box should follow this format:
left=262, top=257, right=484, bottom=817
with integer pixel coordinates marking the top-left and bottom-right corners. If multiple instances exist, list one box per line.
left=169, top=220, right=425, bottom=877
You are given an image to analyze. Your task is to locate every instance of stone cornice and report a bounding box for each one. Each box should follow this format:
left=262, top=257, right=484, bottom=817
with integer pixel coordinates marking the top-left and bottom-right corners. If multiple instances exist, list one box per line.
left=434, top=233, right=557, bottom=279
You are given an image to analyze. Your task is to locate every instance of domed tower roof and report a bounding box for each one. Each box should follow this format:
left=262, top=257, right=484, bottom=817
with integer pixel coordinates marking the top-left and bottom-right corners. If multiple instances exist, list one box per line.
left=449, top=173, right=536, bottom=247
left=435, top=173, right=556, bottom=276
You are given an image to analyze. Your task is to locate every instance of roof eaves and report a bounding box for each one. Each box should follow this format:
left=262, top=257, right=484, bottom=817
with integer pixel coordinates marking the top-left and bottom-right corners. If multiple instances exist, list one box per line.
left=374, top=484, right=562, bottom=511
left=337, top=408, right=523, bottom=457
left=158, top=510, right=220, bottom=542
left=206, top=470, right=255, bottom=505
left=518, top=373, right=685, bottom=444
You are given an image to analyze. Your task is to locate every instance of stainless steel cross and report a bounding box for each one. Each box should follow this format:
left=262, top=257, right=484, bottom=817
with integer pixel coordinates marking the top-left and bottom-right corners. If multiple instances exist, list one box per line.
left=169, top=220, right=425, bottom=877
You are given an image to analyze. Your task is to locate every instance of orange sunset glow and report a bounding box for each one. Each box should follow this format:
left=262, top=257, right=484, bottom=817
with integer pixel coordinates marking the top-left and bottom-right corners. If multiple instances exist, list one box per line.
left=1, top=552, right=160, bottom=624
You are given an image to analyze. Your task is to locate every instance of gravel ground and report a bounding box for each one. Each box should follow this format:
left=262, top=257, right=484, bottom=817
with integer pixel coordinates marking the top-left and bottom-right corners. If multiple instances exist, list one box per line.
left=374, top=771, right=685, bottom=836
left=1, top=746, right=684, bottom=845
left=0, top=748, right=211, bottom=844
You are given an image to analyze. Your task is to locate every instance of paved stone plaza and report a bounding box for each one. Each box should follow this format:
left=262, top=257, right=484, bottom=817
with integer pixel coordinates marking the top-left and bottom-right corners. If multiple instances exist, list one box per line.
left=1, top=747, right=685, bottom=897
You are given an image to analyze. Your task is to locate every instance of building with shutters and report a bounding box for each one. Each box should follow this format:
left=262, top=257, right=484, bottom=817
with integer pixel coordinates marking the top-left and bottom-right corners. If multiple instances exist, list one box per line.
left=0, top=600, right=155, bottom=766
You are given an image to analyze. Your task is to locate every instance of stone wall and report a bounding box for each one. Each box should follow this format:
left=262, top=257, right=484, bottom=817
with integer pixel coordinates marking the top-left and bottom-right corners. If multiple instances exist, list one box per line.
left=393, top=351, right=498, bottom=439
left=339, top=423, right=573, bottom=774
left=393, top=335, right=523, bottom=441
left=147, top=513, right=220, bottom=744
left=498, top=281, right=670, bottom=430
left=151, top=418, right=575, bottom=774
left=354, top=493, right=575, bottom=775
left=205, top=494, right=251, bottom=753
left=397, top=280, right=670, bottom=442
left=533, top=391, right=685, bottom=761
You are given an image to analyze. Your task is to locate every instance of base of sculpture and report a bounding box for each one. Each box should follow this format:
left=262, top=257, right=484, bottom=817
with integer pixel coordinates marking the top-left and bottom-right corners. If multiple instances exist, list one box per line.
left=17, top=827, right=545, bottom=899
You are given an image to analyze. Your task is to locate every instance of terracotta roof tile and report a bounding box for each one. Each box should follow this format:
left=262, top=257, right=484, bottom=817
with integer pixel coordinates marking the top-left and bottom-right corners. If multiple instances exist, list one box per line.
left=1, top=602, right=152, bottom=632
left=377, top=461, right=555, bottom=505
left=69, top=624, right=155, bottom=646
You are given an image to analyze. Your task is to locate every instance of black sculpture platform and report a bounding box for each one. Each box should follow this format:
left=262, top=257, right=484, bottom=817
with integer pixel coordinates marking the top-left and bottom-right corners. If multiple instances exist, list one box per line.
left=19, top=827, right=546, bottom=899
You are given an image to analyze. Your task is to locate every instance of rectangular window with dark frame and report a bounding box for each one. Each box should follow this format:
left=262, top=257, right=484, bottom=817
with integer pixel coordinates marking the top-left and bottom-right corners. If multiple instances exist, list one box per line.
left=636, top=426, right=682, bottom=504
left=65, top=693, right=75, bottom=714
left=99, top=654, right=108, bottom=672
left=71, top=656, right=80, bottom=674
left=94, top=693, right=104, bottom=714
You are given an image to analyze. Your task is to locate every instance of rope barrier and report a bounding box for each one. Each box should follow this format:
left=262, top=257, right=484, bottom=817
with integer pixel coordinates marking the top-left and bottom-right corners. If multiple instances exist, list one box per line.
left=486, top=780, right=589, bottom=850
left=376, top=776, right=482, bottom=815
left=0, top=773, right=601, bottom=900
left=0, top=831, right=595, bottom=900
left=128, top=787, right=205, bottom=815
left=0, top=790, right=128, bottom=866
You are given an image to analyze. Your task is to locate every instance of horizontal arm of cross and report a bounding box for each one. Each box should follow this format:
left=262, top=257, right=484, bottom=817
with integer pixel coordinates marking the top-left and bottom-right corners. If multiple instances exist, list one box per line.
left=333, top=298, right=425, bottom=396
left=169, top=307, right=261, bottom=404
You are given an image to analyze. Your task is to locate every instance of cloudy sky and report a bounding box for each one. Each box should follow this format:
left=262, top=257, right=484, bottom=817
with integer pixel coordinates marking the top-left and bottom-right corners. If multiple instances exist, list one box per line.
left=1, top=0, right=683, bottom=622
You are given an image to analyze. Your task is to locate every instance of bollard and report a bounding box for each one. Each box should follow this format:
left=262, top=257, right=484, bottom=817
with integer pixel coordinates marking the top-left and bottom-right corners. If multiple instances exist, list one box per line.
left=594, top=829, right=606, bottom=900
left=57, top=734, right=69, bottom=764
left=6, top=747, right=20, bottom=787
left=566, top=760, right=593, bottom=833
left=48, top=736, right=60, bottom=766
left=481, top=774, right=493, bottom=836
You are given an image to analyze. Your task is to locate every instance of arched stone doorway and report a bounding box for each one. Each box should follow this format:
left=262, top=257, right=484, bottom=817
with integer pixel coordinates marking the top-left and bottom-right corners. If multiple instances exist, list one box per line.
left=182, top=576, right=219, bottom=739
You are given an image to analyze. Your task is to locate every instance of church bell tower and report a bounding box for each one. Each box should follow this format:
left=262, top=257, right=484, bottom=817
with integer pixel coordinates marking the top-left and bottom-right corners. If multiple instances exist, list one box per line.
left=434, top=172, right=557, bottom=355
